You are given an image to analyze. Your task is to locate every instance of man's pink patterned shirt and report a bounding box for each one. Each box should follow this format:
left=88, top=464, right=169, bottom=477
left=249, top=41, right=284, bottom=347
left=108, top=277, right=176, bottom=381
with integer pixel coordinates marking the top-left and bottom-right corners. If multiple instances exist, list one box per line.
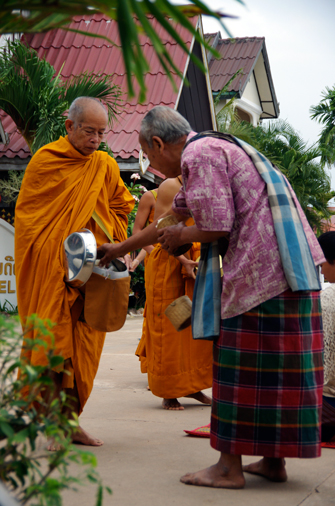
left=172, top=133, right=325, bottom=319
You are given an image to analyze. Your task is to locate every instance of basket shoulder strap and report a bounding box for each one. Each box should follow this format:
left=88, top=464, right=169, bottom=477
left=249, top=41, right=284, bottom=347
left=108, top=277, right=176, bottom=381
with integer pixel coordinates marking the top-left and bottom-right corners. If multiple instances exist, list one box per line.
left=92, top=210, right=114, bottom=244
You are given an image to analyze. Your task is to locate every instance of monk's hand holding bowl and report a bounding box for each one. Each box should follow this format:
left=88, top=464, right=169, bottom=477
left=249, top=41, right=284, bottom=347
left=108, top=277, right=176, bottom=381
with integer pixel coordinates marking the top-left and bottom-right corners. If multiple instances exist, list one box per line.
left=158, top=221, right=186, bottom=255
left=122, top=254, right=132, bottom=271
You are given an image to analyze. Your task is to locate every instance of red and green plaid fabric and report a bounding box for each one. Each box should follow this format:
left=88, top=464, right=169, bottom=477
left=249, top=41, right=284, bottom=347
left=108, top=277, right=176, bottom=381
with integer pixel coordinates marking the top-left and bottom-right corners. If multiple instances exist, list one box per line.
left=211, top=290, right=324, bottom=459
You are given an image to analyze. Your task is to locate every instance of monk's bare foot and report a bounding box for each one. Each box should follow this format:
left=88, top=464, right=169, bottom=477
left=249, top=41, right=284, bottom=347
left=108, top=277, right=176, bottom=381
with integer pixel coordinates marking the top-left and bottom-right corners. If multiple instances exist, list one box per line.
left=181, top=455, right=245, bottom=489
left=242, top=457, right=287, bottom=482
left=162, top=398, right=184, bottom=410
left=72, top=426, right=104, bottom=446
left=47, top=439, right=64, bottom=451
left=185, top=391, right=212, bottom=405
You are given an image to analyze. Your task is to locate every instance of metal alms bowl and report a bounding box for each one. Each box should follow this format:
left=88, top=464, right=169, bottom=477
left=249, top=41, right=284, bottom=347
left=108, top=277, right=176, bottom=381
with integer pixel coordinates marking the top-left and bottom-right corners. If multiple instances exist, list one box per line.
left=93, top=258, right=129, bottom=279
left=63, top=229, right=97, bottom=287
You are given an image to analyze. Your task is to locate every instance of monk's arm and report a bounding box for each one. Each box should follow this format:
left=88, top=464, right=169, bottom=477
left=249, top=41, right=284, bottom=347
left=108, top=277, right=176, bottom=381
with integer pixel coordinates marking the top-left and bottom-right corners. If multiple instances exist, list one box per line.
left=107, top=165, right=135, bottom=242
left=132, top=191, right=155, bottom=234
left=132, top=190, right=156, bottom=254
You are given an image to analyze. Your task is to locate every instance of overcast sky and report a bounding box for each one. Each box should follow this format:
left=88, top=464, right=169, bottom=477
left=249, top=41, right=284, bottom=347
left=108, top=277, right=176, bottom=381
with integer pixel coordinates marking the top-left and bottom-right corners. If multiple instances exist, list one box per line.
left=200, top=0, right=335, bottom=147
left=193, top=0, right=335, bottom=189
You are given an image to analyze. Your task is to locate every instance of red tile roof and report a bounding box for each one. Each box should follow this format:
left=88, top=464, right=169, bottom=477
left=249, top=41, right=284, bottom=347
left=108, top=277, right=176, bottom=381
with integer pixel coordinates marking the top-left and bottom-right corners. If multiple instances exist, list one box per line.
left=207, top=36, right=264, bottom=94
left=205, top=35, right=279, bottom=119
left=322, top=207, right=335, bottom=231
left=0, top=14, right=198, bottom=174
left=0, top=113, right=28, bottom=159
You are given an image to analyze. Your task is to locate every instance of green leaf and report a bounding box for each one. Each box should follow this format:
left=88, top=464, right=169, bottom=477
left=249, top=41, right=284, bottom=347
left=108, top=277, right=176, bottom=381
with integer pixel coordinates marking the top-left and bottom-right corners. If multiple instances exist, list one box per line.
left=95, top=484, right=103, bottom=506
left=49, top=355, right=64, bottom=368
left=0, top=421, right=15, bottom=438
left=4, top=361, right=21, bottom=375
left=12, top=428, right=30, bottom=443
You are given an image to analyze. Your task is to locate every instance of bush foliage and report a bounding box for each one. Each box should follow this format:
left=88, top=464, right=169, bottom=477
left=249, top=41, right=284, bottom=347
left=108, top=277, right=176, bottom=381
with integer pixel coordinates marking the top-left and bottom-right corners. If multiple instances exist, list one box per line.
left=0, top=314, right=111, bottom=505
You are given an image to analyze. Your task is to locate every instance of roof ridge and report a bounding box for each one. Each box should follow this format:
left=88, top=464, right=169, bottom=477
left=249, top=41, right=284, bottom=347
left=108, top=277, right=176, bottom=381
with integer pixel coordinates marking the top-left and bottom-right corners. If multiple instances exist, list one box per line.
left=210, top=72, right=246, bottom=76
left=111, top=104, right=177, bottom=115
left=219, top=36, right=264, bottom=42
left=211, top=56, right=259, bottom=62
left=33, top=40, right=190, bottom=50
left=57, top=71, right=182, bottom=80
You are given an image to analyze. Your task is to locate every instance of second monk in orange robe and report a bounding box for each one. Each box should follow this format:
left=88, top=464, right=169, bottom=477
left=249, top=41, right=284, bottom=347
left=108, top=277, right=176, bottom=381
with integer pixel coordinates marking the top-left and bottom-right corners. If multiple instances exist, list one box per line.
left=136, top=177, right=213, bottom=410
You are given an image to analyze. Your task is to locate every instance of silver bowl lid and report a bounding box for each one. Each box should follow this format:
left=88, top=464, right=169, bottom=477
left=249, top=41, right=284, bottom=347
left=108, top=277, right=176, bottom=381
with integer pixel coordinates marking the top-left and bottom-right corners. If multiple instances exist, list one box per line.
left=63, top=229, right=97, bottom=287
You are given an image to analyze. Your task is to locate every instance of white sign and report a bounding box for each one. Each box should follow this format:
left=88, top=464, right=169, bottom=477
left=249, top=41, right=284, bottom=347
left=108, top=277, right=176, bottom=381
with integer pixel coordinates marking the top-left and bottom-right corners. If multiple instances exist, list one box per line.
left=0, top=218, right=17, bottom=310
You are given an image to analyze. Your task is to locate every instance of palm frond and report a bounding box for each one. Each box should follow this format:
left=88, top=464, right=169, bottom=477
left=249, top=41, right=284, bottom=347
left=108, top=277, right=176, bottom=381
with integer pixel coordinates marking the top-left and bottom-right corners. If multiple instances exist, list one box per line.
left=225, top=115, right=335, bottom=231
left=310, top=84, right=335, bottom=167
left=0, top=41, right=124, bottom=153
left=62, top=74, right=123, bottom=126
left=0, top=1, right=243, bottom=101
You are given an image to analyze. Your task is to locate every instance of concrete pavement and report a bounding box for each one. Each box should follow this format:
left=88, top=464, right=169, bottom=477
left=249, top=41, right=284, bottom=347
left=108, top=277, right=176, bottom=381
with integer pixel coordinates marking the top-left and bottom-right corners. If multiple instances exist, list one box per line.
left=63, top=316, right=335, bottom=506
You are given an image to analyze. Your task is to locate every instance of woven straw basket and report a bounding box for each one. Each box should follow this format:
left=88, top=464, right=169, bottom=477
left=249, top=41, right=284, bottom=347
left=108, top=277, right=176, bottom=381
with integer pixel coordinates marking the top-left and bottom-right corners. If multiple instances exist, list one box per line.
left=156, top=214, right=179, bottom=229
left=164, top=295, right=192, bottom=331
left=156, top=215, right=192, bottom=256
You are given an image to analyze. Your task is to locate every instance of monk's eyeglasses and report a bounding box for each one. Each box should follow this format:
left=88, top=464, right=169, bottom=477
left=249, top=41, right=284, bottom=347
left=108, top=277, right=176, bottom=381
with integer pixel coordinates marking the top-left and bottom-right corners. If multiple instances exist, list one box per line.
left=83, top=129, right=105, bottom=139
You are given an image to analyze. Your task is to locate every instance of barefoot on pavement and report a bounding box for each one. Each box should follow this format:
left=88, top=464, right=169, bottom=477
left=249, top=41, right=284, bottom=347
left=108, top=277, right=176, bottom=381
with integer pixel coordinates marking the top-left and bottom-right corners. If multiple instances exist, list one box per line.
left=162, top=398, right=184, bottom=410
left=242, top=457, right=287, bottom=482
left=47, top=439, right=64, bottom=452
left=72, top=426, right=104, bottom=446
left=180, top=464, right=245, bottom=489
left=185, top=391, right=212, bottom=405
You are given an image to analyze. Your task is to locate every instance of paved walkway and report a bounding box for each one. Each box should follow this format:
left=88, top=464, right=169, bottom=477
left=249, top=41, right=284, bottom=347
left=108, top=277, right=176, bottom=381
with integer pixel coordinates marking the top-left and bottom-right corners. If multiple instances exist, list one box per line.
left=63, top=317, right=335, bottom=506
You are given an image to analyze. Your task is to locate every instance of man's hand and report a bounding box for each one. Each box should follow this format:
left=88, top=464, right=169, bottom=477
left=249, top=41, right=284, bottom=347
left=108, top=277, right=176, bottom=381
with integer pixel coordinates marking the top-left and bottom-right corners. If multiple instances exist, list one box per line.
left=158, top=222, right=185, bottom=255
left=97, top=243, right=121, bottom=267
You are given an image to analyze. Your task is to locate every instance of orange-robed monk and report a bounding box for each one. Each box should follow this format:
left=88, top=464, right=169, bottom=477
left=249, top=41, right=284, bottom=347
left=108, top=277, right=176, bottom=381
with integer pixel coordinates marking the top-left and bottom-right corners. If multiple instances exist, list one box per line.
left=136, top=177, right=213, bottom=410
left=15, top=97, right=134, bottom=447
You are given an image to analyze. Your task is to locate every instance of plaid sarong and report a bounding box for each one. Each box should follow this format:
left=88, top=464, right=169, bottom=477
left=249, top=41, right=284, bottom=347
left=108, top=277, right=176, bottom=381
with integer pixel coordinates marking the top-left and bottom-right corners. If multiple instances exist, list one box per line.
left=211, top=290, right=323, bottom=459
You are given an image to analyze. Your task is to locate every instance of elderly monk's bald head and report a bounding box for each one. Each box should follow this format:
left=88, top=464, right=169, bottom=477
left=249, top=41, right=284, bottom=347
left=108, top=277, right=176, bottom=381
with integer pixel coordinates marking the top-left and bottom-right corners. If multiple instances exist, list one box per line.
left=65, top=97, right=108, bottom=156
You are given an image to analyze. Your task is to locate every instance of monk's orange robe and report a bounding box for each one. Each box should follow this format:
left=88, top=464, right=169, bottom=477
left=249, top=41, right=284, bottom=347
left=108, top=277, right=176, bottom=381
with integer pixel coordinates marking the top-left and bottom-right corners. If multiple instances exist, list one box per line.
left=15, top=135, right=134, bottom=413
left=135, top=189, right=157, bottom=373
left=137, top=221, right=213, bottom=398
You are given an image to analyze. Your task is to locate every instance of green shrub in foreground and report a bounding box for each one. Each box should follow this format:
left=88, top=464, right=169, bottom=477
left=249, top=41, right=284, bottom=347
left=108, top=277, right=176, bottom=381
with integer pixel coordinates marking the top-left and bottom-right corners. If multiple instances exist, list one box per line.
left=0, top=314, right=111, bottom=505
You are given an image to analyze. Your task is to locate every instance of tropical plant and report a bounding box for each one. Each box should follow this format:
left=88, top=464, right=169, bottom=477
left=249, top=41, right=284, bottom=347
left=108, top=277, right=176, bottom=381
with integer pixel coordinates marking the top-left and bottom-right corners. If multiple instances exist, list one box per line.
left=0, top=298, right=17, bottom=314
left=0, top=170, right=24, bottom=204
left=129, top=262, right=146, bottom=310
left=214, top=68, right=244, bottom=132
left=124, top=175, right=149, bottom=308
left=125, top=175, right=148, bottom=238
left=225, top=118, right=335, bottom=233
left=310, top=85, right=335, bottom=167
left=0, top=0, right=243, bottom=101
left=0, top=40, right=123, bottom=154
left=0, top=313, right=111, bottom=505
